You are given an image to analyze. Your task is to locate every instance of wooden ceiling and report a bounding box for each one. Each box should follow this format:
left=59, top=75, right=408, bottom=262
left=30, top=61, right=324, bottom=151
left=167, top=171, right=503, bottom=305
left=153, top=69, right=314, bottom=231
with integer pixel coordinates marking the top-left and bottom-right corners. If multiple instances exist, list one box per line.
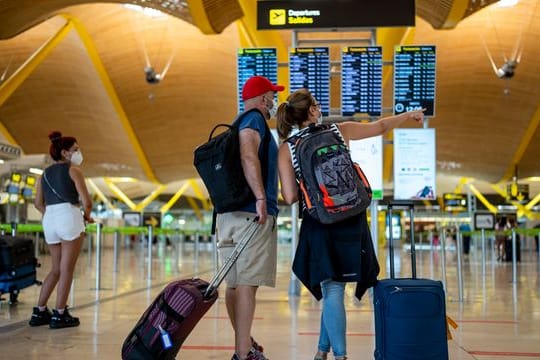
left=0, top=0, right=539, bottom=199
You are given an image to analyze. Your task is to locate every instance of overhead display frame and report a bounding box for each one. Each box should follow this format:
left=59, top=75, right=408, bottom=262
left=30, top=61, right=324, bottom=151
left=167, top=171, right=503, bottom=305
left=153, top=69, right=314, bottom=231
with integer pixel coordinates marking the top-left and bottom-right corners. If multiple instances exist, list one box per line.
left=474, top=213, right=495, bottom=230
left=289, top=47, right=330, bottom=117
left=443, top=193, right=468, bottom=212
left=393, top=45, right=437, bottom=117
left=256, top=0, right=415, bottom=30
left=341, top=46, right=383, bottom=117
left=237, top=48, right=279, bottom=112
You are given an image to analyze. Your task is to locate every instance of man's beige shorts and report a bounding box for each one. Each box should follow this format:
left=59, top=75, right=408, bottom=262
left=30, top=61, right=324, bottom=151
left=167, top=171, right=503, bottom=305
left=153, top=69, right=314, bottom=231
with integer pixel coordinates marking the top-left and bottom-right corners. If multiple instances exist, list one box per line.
left=216, top=211, right=277, bottom=288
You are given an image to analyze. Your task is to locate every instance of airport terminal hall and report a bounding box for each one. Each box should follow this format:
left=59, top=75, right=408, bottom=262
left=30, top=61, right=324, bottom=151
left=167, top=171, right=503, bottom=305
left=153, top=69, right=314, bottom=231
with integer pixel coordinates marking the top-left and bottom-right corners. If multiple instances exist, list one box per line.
left=1, top=0, right=540, bottom=359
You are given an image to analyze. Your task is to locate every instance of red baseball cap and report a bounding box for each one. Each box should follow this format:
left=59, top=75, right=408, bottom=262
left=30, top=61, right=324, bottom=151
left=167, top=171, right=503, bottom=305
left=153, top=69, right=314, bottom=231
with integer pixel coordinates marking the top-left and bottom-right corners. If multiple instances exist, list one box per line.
left=242, top=76, right=285, bottom=101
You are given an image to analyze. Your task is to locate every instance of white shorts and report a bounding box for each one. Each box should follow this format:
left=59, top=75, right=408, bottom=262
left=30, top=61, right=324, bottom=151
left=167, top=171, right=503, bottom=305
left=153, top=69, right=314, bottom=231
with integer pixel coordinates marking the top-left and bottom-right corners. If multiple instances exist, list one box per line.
left=42, top=203, right=86, bottom=245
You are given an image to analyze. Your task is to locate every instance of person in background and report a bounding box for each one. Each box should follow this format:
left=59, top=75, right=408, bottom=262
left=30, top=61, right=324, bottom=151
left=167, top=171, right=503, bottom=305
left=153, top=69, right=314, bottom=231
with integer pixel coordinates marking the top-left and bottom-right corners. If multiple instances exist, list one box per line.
left=29, top=131, right=93, bottom=329
left=459, top=223, right=472, bottom=255
left=276, top=88, right=425, bottom=360
left=216, top=76, right=284, bottom=360
left=495, top=217, right=509, bottom=261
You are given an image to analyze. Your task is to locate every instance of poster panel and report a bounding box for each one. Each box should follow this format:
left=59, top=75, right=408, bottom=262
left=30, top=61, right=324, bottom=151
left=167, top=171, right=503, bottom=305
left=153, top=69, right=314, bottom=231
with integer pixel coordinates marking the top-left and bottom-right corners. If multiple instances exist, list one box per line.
left=393, top=129, right=436, bottom=200
left=349, top=135, right=383, bottom=200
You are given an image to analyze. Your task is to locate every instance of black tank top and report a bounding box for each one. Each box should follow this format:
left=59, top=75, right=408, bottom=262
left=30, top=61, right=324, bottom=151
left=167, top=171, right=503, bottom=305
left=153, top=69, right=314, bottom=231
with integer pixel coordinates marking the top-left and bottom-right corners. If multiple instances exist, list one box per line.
left=42, top=163, right=79, bottom=205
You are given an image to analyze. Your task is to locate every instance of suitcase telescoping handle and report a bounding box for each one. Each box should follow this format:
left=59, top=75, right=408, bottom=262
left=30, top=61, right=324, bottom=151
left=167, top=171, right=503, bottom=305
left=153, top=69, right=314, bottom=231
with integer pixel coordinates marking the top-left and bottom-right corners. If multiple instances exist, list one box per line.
left=387, top=201, right=416, bottom=279
left=203, top=217, right=260, bottom=299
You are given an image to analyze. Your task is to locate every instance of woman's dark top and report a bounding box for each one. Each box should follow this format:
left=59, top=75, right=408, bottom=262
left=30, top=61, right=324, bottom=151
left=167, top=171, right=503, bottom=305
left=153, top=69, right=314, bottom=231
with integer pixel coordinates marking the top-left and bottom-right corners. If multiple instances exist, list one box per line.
left=42, top=163, right=79, bottom=205
left=292, top=210, right=380, bottom=301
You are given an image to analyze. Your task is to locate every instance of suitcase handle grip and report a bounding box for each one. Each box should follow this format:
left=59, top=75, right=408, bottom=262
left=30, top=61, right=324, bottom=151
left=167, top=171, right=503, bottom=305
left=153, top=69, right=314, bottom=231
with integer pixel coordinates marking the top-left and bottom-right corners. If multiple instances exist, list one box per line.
left=203, top=217, right=259, bottom=299
left=387, top=202, right=416, bottom=279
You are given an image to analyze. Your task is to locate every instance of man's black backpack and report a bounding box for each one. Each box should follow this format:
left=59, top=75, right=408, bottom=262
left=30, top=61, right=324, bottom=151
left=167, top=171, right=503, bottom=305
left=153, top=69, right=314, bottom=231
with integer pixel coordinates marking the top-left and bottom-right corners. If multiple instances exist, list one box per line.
left=287, top=123, right=372, bottom=224
left=193, top=109, right=269, bottom=213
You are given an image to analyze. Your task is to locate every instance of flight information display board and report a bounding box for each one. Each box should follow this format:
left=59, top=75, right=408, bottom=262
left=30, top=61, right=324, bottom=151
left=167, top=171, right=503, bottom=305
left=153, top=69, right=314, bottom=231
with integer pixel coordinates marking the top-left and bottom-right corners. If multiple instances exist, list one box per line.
left=341, top=46, right=382, bottom=117
left=289, top=47, right=330, bottom=116
left=393, top=45, right=436, bottom=117
left=237, top=48, right=278, bottom=112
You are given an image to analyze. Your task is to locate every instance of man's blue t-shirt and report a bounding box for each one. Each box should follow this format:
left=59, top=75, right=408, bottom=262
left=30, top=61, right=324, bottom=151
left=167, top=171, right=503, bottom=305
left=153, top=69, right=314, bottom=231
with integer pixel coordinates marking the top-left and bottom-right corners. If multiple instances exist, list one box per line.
left=236, top=110, right=279, bottom=217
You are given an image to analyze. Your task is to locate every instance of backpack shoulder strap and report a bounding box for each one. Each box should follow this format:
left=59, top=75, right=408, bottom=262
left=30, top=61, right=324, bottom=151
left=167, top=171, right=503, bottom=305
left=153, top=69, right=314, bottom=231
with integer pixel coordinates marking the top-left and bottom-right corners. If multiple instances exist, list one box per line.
left=287, top=136, right=301, bottom=180
left=329, top=123, right=347, bottom=146
left=286, top=127, right=312, bottom=180
left=233, top=108, right=272, bottom=186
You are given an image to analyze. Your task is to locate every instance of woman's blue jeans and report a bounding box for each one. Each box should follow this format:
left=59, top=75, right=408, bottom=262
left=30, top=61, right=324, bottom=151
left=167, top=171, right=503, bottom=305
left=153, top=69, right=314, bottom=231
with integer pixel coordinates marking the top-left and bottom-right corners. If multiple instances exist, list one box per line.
left=318, top=280, right=347, bottom=357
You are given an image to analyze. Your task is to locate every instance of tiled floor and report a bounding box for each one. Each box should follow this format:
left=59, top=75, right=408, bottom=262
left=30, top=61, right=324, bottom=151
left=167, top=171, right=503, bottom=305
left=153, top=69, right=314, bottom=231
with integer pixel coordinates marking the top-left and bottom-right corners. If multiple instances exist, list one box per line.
left=1, top=234, right=539, bottom=359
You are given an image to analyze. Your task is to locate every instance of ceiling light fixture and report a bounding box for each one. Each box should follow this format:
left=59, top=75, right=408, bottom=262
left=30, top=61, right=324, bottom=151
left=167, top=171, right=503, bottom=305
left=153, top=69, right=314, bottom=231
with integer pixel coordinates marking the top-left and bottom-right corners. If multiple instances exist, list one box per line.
left=498, top=0, right=519, bottom=7
left=109, top=177, right=137, bottom=183
left=124, top=4, right=166, bottom=18
left=29, top=167, right=43, bottom=175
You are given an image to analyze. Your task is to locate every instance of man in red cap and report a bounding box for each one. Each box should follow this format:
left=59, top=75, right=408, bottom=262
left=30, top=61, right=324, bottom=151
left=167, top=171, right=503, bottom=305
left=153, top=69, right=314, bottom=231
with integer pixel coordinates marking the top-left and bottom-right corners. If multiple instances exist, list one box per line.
left=216, top=75, right=284, bottom=360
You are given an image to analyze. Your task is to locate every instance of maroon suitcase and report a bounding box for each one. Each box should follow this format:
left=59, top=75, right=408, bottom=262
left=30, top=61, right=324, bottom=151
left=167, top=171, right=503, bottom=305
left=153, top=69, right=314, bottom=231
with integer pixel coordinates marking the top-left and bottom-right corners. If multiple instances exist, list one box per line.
left=121, top=218, right=259, bottom=360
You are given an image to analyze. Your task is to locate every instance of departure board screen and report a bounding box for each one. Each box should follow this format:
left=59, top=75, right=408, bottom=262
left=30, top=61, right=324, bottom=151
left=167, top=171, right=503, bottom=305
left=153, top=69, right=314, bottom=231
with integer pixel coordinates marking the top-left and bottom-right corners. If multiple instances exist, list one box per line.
left=393, top=45, right=436, bottom=117
left=237, top=48, right=278, bottom=112
left=341, top=46, right=382, bottom=117
left=289, top=47, right=330, bottom=116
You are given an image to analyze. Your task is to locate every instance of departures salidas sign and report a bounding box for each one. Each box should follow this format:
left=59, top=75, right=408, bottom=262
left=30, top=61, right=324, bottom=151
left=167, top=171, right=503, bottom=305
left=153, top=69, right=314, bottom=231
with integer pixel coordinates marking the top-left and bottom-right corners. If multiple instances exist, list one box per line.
left=257, top=0, right=415, bottom=30
left=285, top=9, right=321, bottom=25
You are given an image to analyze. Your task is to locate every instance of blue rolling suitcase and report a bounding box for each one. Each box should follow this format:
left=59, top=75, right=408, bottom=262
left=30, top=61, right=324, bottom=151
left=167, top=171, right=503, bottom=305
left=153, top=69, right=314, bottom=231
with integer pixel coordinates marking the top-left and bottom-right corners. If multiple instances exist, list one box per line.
left=373, top=202, right=448, bottom=360
left=0, top=236, right=41, bottom=304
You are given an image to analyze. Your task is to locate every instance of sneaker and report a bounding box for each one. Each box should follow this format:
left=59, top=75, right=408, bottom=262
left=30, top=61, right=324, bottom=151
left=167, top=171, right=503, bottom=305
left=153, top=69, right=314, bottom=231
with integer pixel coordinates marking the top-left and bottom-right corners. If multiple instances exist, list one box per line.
left=29, top=307, right=52, bottom=326
left=49, top=307, right=80, bottom=329
left=231, top=347, right=269, bottom=360
left=314, top=351, right=328, bottom=360
left=251, top=337, right=264, bottom=352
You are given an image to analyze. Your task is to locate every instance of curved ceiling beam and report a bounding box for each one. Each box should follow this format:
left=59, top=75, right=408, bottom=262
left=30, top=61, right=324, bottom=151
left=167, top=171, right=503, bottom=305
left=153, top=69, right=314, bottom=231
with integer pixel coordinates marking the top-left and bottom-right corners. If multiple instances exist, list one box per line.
left=87, top=178, right=116, bottom=210
left=186, top=0, right=217, bottom=34
left=0, top=0, right=193, bottom=40
left=416, top=0, right=499, bottom=30
left=134, top=184, right=167, bottom=211
left=0, top=0, right=246, bottom=39
left=64, top=14, right=160, bottom=184
left=0, top=19, right=74, bottom=147
left=0, top=0, right=503, bottom=40
left=441, top=0, right=470, bottom=29
left=499, top=103, right=540, bottom=183
left=0, top=123, right=18, bottom=146
left=187, top=0, right=243, bottom=34
left=160, top=181, right=190, bottom=213
left=0, top=20, right=73, bottom=110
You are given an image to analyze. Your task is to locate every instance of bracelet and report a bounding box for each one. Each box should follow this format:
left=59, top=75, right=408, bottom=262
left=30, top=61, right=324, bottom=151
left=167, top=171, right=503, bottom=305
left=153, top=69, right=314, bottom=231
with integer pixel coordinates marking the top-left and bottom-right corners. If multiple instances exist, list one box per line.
left=256, top=198, right=266, bottom=201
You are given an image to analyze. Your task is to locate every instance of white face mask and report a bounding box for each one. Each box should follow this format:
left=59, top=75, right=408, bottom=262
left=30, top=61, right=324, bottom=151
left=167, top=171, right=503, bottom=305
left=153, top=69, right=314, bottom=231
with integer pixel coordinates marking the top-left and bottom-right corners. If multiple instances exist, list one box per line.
left=70, top=150, right=83, bottom=165
left=266, top=97, right=278, bottom=119
left=317, top=112, right=323, bottom=125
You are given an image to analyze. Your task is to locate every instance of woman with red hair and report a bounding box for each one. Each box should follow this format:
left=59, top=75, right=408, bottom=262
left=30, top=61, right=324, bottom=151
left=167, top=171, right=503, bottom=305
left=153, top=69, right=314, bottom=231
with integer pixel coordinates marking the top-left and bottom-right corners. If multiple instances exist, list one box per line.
left=29, top=131, right=93, bottom=329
